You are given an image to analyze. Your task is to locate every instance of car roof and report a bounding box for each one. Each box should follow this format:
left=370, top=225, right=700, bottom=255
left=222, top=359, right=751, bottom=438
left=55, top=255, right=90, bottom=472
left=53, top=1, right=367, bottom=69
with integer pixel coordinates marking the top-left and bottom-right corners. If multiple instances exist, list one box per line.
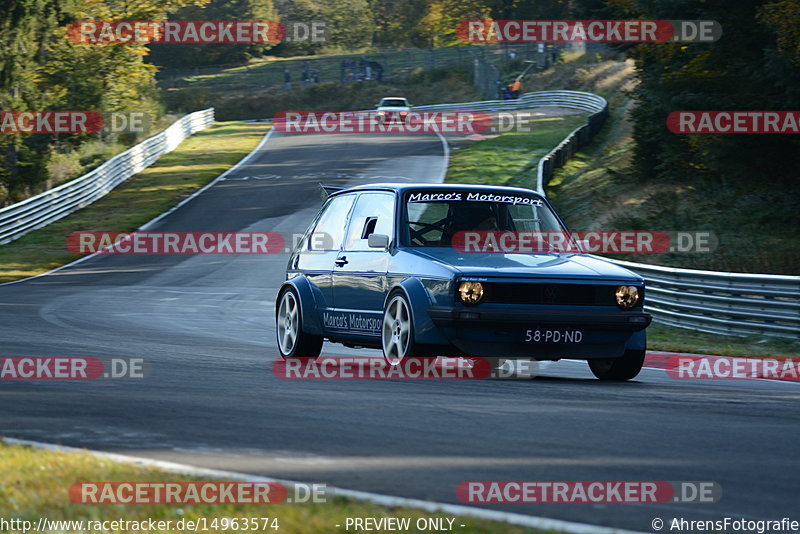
left=379, top=97, right=408, bottom=101
left=329, top=182, right=545, bottom=197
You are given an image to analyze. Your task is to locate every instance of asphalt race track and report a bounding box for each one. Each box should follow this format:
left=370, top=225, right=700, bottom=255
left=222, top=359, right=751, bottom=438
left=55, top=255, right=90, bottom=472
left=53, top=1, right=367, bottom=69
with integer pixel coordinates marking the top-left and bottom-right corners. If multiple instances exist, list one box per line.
left=1, top=128, right=799, bottom=531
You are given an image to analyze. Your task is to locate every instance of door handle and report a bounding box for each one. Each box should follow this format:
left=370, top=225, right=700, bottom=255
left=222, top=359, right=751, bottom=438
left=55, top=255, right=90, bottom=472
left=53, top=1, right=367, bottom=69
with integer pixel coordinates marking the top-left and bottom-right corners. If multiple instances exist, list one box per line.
left=335, top=256, right=348, bottom=267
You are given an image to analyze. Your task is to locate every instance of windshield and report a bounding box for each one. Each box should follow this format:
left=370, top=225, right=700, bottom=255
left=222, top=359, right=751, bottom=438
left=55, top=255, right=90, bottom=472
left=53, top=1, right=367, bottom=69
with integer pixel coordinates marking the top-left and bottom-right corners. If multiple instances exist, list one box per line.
left=402, top=190, right=568, bottom=248
left=379, top=99, right=408, bottom=107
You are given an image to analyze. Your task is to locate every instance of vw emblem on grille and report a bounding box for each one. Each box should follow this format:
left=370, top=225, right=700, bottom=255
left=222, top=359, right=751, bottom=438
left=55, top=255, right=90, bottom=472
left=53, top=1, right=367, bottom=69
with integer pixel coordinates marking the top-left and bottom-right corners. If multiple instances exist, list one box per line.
left=543, top=284, right=560, bottom=303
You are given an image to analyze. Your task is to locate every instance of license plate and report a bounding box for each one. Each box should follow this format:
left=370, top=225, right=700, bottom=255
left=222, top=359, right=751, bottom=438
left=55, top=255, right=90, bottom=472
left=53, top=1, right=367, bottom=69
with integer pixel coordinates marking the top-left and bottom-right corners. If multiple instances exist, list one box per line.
left=524, top=328, right=584, bottom=343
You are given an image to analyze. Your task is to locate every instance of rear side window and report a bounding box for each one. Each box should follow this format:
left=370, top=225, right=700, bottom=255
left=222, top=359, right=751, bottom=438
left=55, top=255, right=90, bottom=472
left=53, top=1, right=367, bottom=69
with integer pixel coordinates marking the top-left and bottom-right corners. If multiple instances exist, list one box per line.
left=309, top=194, right=356, bottom=251
left=344, top=193, right=395, bottom=251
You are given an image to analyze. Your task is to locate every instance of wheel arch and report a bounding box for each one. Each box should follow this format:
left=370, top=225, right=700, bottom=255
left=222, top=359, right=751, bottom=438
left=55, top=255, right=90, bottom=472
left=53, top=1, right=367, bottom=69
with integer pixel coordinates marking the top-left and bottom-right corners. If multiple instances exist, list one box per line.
left=277, top=276, right=324, bottom=335
left=385, top=278, right=448, bottom=345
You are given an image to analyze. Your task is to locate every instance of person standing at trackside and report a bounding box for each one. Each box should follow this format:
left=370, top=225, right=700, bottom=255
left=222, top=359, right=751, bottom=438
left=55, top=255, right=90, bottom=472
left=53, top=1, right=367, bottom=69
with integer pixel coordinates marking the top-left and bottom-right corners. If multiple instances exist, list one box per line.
left=301, top=63, right=309, bottom=86
left=370, top=61, right=383, bottom=82
left=510, top=79, right=522, bottom=99
left=358, top=56, right=367, bottom=80
left=284, top=68, right=292, bottom=90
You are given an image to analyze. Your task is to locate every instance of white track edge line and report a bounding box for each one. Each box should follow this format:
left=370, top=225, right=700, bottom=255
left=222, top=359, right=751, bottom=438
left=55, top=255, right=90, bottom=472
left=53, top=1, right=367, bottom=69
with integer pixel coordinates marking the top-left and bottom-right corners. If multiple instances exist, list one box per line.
left=2, top=437, right=641, bottom=534
left=0, top=126, right=275, bottom=287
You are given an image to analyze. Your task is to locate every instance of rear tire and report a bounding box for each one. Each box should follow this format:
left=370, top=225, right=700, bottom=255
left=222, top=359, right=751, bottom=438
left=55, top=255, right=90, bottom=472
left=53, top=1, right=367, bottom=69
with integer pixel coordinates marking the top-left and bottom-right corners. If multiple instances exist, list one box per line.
left=588, top=349, right=645, bottom=381
left=276, top=287, right=323, bottom=359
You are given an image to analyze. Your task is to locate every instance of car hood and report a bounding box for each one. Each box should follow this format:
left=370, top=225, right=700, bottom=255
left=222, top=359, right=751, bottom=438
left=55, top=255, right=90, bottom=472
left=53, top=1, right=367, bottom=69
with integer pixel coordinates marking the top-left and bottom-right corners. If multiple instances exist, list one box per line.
left=405, top=248, right=642, bottom=281
left=377, top=106, right=411, bottom=112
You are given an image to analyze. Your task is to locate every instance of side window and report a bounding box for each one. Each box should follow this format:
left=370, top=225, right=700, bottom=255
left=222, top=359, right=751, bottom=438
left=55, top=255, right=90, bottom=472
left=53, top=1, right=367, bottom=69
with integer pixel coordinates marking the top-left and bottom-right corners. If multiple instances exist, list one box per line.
left=344, top=193, right=395, bottom=251
left=309, top=194, right=356, bottom=251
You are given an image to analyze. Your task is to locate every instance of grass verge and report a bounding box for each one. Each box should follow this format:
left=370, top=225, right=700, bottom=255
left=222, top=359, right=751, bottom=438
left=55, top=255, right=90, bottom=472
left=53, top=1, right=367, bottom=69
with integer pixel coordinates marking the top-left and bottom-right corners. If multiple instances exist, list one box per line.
left=158, top=47, right=487, bottom=118
left=0, top=121, right=270, bottom=284
left=0, top=442, right=547, bottom=534
left=445, top=115, right=588, bottom=187
left=165, top=65, right=482, bottom=121
left=646, top=323, right=799, bottom=359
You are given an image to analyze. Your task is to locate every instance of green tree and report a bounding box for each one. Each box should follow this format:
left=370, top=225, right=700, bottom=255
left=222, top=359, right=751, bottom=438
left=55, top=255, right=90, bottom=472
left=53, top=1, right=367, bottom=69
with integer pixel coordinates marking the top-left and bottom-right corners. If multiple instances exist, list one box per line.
left=573, top=0, right=800, bottom=188
left=483, top=0, right=571, bottom=19
left=274, top=0, right=372, bottom=55
left=0, top=0, right=62, bottom=199
left=148, top=0, right=278, bottom=67
left=759, top=0, right=800, bottom=64
left=370, top=0, right=429, bottom=47
left=1, top=0, right=206, bottom=204
left=324, top=0, right=373, bottom=51
left=420, top=0, right=490, bottom=47
left=272, top=0, right=326, bottom=55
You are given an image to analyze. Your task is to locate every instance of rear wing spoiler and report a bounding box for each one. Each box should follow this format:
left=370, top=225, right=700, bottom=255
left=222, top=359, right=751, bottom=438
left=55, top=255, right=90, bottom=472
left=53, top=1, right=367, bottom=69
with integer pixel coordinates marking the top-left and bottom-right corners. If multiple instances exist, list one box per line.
left=319, top=184, right=345, bottom=198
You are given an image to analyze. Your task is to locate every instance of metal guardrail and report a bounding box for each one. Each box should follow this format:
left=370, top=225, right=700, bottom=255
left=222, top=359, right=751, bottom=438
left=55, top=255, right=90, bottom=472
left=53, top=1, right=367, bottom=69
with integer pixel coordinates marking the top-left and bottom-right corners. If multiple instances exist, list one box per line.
left=607, top=259, right=799, bottom=339
left=412, top=90, right=607, bottom=114
left=531, top=92, right=609, bottom=195
left=0, top=108, right=214, bottom=245
left=415, top=90, right=611, bottom=196
left=266, top=90, right=607, bottom=127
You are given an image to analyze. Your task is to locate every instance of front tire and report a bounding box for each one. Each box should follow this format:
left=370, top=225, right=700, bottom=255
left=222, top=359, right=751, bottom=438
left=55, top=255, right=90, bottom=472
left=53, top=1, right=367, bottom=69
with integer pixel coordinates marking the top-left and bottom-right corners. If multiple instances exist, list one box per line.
left=588, top=349, right=645, bottom=381
left=276, top=287, right=322, bottom=359
left=381, top=292, right=419, bottom=366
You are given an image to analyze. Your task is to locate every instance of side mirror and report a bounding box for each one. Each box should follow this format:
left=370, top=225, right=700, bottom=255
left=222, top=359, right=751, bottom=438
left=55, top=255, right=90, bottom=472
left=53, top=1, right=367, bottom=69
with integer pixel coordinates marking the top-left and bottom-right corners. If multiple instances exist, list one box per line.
left=367, top=233, right=390, bottom=249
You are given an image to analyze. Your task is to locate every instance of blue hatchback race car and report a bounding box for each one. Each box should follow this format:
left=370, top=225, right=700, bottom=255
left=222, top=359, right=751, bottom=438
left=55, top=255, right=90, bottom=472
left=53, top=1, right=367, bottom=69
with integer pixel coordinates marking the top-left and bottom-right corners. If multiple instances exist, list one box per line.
left=276, top=183, right=651, bottom=380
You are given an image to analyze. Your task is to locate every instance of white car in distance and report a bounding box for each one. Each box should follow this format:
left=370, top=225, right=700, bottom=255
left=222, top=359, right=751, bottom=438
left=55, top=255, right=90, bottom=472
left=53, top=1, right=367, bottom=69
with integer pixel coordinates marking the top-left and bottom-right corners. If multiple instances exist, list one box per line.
left=376, top=97, right=412, bottom=123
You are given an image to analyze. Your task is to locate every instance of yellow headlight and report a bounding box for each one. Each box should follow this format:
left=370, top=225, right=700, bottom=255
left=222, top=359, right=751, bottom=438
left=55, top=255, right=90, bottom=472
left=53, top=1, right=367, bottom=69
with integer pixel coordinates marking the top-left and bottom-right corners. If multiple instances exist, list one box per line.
left=458, top=281, right=484, bottom=305
left=615, top=285, right=640, bottom=309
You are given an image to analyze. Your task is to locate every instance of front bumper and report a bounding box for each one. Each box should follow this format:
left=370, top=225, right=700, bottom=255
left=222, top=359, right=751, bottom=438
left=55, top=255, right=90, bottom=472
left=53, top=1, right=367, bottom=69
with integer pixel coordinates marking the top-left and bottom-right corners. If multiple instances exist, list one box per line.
left=428, top=306, right=651, bottom=330
left=426, top=306, right=651, bottom=359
